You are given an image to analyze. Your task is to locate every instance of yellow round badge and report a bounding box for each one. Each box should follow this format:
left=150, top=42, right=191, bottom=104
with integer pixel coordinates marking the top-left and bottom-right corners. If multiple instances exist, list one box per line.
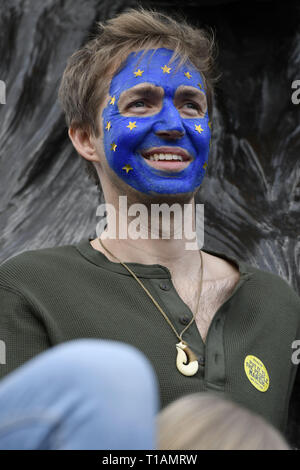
left=244, top=355, right=270, bottom=392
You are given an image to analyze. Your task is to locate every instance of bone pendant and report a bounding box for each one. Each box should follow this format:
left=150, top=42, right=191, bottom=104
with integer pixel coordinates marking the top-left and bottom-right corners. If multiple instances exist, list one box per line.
left=176, top=341, right=199, bottom=376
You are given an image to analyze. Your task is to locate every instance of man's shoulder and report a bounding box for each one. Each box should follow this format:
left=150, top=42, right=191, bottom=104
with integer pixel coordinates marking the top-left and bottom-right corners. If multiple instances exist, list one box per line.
left=243, top=262, right=300, bottom=310
left=203, top=247, right=299, bottom=304
left=1, top=242, right=76, bottom=268
left=0, top=242, right=80, bottom=290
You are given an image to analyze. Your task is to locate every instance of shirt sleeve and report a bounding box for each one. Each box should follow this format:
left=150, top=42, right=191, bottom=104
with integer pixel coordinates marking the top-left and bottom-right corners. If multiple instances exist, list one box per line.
left=0, top=285, right=51, bottom=382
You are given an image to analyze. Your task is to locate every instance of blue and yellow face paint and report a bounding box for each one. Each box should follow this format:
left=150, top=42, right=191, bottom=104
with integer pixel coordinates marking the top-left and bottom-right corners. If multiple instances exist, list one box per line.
left=101, top=48, right=211, bottom=195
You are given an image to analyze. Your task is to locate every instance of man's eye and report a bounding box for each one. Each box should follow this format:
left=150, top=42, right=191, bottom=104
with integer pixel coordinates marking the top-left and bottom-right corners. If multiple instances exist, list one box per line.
left=184, top=102, right=200, bottom=110
left=129, top=100, right=145, bottom=108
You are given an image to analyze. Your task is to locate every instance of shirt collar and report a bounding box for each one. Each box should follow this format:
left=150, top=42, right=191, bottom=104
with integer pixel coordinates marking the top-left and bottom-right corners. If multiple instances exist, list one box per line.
left=75, top=238, right=253, bottom=280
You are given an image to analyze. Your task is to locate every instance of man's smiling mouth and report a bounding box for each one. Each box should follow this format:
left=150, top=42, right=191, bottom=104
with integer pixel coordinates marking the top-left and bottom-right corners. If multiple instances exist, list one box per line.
left=140, top=147, right=192, bottom=171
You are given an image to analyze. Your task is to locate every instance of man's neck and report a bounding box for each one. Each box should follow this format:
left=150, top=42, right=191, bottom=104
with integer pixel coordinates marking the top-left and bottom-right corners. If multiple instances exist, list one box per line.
left=92, top=193, right=202, bottom=279
left=98, top=235, right=199, bottom=268
left=91, top=186, right=239, bottom=282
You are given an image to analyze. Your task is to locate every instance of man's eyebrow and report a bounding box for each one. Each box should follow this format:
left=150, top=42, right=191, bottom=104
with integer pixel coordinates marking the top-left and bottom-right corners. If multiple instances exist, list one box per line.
left=120, top=84, right=163, bottom=101
left=174, top=87, right=205, bottom=100
left=174, top=86, right=207, bottom=113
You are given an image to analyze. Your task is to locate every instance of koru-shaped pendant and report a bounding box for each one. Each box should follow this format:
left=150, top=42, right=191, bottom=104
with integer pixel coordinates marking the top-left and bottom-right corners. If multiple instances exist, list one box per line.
left=176, top=341, right=199, bottom=376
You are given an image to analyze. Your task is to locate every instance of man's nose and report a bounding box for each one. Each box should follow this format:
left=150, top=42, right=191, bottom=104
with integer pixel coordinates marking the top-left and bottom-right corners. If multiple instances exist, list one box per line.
left=155, top=129, right=185, bottom=140
left=153, top=102, right=185, bottom=140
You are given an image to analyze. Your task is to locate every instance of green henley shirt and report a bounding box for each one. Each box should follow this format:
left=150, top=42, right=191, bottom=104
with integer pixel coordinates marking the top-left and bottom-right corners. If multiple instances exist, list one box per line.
left=0, top=238, right=300, bottom=435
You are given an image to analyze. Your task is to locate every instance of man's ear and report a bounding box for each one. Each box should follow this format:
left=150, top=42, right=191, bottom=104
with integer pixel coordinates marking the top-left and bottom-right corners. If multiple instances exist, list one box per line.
left=68, top=127, right=99, bottom=163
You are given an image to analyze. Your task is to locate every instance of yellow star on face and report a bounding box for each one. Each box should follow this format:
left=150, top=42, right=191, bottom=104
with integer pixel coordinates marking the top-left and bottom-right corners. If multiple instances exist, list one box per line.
left=109, top=96, right=116, bottom=105
left=195, top=124, right=204, bottom=134
left=122, top=164, right=133, bottom=174
left=198, top=83, right=203, bottom=89
left=127, top=121, right=137, bottom=131
left=184, top=71, right=192, bottom=79
left=134, top=69, right=144, bottom=77
left=105, top=121, right=111, bottom=131
left=161, top=65, right=171, bottom=74
left=110, top=142, right=117, bottom=152
left=203, top=162, right=208, bottom=169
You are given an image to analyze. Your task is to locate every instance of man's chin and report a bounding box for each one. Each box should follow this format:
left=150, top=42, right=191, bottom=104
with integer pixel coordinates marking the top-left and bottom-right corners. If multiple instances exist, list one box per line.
left=107, top=166, right=200, bottom=206
left=126, top=187, right=199, bottom=207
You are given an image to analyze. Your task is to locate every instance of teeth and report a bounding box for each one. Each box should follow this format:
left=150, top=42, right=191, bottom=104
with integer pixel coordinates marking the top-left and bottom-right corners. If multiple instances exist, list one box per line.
left=148, top=153, right=184, bottom=162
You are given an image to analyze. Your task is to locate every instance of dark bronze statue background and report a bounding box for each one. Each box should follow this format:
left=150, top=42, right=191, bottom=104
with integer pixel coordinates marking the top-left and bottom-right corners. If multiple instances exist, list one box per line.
left=0, top=0, right=299, bottom=447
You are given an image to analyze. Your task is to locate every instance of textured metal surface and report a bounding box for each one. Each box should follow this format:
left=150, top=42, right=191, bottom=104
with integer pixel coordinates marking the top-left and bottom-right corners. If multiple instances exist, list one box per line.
left=0, top=0, right=299, bottom=446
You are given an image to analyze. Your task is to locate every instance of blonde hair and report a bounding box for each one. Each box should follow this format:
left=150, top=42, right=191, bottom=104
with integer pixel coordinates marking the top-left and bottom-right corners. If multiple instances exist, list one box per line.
left=58, top=8, right=218, bottom=190
left=157, top=393, right=290, bottom=450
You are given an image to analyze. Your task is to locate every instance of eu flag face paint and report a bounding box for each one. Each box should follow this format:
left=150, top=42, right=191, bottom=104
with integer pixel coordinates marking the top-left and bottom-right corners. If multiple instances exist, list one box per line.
left=101, top=48, right=211, bottom=195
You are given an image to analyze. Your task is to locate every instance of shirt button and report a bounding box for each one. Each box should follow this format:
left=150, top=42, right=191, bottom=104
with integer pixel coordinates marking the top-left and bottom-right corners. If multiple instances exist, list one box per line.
left=198, top=356, right=205, bottom=366
left=159, top=282, right=170, bottom=291
left=179, top=315, right=191, bottom=325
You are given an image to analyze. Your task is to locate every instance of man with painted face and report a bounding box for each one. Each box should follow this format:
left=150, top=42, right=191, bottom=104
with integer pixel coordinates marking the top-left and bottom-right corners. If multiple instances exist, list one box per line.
left=95, top=47, right=210, bottom=197
left=0, top=8, right=300, bottom=448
